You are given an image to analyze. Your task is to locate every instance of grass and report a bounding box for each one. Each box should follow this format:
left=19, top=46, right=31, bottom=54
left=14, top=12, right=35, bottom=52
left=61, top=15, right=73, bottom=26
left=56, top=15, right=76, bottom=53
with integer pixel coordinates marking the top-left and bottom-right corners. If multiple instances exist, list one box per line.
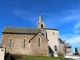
left=5, top=53, right=73, bottom=60
left=21, top=55, right=72, bottom=60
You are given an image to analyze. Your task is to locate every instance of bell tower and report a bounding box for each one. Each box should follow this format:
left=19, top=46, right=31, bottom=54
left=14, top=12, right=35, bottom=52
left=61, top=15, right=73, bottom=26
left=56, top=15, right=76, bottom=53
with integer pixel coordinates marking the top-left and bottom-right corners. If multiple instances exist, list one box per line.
left=38, top=12, right=46, bottom=28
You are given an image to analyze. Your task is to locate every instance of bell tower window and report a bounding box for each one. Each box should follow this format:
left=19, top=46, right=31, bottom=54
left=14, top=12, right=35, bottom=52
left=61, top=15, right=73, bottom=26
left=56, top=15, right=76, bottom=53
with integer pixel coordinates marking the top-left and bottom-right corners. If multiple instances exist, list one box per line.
left=41, top=24, right=43, bottom=28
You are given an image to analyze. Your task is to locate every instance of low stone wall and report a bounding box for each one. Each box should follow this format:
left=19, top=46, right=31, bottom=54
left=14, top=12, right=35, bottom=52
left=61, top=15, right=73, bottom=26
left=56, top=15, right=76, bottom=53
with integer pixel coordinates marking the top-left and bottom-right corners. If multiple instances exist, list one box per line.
left=0, top=48, right=5, bottom=60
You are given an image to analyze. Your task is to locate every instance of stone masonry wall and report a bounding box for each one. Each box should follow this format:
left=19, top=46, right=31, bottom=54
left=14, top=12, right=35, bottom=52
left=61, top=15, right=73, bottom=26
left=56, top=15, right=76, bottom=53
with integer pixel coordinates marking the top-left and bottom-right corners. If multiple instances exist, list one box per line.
left=65, top=48, right=73, bottom=55
left=30, top=33, right=49, bottom=56
left=59, top=44, right=65, bottom=54
left=2, top=33, right=35, bottom=55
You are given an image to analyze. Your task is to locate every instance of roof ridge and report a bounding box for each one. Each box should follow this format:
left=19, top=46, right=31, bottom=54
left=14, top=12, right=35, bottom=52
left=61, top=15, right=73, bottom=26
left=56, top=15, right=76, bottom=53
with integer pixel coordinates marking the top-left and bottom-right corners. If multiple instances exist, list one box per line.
left=5, top=26, right=40, bottom=29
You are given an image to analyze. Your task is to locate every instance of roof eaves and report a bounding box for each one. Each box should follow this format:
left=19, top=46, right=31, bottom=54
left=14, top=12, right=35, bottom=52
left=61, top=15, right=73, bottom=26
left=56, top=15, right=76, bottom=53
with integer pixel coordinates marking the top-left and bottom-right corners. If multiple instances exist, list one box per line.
left=2, top=32, right=37, bottom=35
left=42, top=28, right=59, bottom=31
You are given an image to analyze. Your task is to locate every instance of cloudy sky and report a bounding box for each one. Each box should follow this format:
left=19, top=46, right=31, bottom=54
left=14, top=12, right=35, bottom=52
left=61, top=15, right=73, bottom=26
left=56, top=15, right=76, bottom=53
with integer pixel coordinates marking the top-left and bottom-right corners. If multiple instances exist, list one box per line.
left=0, top=0, right=80, bottom=53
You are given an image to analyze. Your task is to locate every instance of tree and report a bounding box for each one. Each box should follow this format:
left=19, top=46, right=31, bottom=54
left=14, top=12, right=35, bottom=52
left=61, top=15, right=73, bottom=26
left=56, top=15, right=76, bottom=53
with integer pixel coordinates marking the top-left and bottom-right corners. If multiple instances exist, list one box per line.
left=77, top=47, right=80, bottom=54
left=5, top=53, right=11, bottom=60
left=74, top=47, right=79, bottom=55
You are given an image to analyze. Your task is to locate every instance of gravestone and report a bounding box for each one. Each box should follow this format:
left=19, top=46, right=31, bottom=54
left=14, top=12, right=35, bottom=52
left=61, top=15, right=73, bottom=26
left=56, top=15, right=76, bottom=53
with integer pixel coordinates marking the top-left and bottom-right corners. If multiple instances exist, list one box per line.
left=0, top=44, right=5, bottom=60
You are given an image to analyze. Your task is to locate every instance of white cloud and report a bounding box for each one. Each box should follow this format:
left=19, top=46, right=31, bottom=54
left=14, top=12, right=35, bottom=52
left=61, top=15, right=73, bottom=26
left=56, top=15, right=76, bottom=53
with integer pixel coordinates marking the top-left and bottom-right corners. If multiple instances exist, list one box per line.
left=60, top=15, right=80, bottom=23
left=43, top=9, right=80, bottom=28
left=60, top=20, right=80, bottom=51
left=67, top=35, right=80, bottom=45
left=60, top=20, right=80, bottom=52
left=74, top=22, right=80, bottom=34
left=61, top=34, right=73, bottom=40
left=13, top=9, right=39, bottom=26
left=74, top=22, right=80, bottom=29
left=61, top=34, right=80, bottom=51
left=12, top=9, right=80, bottom=28
left=61, top=22, right=80, bottom=46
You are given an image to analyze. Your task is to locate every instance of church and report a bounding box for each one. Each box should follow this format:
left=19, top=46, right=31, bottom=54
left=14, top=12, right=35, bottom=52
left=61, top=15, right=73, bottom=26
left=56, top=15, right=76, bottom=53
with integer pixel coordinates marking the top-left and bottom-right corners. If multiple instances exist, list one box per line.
left=2, top=12, right=73, bottom=56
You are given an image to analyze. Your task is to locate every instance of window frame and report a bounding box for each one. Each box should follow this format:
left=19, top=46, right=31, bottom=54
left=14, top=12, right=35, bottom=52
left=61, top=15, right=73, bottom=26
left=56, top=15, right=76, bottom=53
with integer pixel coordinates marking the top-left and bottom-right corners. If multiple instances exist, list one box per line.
left=54, top=45, right=57, bottom=51
left=9, top=39, right=12, bottom=48
left=24, top=39, right=26, bottom=48
left=38, top=38, right=41, bottom=47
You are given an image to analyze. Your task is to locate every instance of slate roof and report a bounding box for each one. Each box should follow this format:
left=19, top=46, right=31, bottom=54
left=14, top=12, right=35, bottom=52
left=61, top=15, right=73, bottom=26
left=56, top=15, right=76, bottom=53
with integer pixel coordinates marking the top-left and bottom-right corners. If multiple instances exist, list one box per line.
left=58, top=38, right=71, bottom=48
left=64, top=42, right=71, bottom=48
left=2, top=26, right=42, bottom=34
left=42, top=28, right=58, bottom=31
left=58, top=38, right=64, bottom=43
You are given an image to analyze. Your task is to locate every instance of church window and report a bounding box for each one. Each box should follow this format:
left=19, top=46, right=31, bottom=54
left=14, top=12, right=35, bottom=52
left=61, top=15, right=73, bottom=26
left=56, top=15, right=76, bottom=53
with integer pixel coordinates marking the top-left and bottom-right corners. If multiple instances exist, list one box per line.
left=41, top=24, right=43, bottom=28
left=65, top=49, right=67, bottom=55
left=54, top=45, right=57, bottom=51
left=24, top=39, right=26, bottom=48
left=38, top=38, right=40, bottom=47
left=9, top=39, right=12, bottom=48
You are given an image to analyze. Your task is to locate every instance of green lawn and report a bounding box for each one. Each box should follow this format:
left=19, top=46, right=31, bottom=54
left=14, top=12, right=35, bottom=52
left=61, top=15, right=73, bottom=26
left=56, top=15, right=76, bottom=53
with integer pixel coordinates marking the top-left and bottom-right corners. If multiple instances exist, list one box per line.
left=22, top=55, right=72, bottom=60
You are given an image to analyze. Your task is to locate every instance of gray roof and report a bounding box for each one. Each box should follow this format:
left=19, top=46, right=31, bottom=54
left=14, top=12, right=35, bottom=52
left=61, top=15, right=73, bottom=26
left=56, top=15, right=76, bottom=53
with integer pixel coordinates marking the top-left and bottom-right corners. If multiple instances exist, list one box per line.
left=59, top=38, right=71, bottom=48
left=64, top=42, right=71, bottom=48
left=58, top=38, right=64, bottom=43
left=2, top=26, right=42, bottom=34
left=42, top=28, right=58, bottom=31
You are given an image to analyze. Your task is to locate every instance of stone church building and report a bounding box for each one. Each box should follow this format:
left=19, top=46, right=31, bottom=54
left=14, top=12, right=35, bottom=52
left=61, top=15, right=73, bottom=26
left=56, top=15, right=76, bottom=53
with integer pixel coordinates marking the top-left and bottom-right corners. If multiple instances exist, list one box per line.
left=2, top=12, right=73, bottom=56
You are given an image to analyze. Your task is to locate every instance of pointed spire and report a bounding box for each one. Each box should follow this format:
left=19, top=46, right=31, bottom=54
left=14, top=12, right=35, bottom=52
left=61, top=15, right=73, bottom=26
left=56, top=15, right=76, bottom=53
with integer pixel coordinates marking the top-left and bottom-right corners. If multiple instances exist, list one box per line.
left=39, top=11, right=43, bottom=23
left=37, top=11, right=46, bottom=28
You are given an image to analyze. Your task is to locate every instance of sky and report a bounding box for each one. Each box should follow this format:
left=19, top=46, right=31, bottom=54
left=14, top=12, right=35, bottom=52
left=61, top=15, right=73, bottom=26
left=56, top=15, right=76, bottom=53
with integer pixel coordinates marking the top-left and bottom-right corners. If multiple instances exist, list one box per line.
left=0, top=0, right=80, bottom=53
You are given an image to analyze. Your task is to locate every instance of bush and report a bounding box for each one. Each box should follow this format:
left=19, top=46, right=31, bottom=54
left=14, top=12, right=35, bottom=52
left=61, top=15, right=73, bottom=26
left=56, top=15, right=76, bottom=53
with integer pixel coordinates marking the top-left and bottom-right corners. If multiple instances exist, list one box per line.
left=58, top=52, right=64, bottom=60
left=58, top=52, right=64, bottom=57
left=5, top=53, right=25, bottom=60
left=10, top=54, right=25, bottom=60
left=5, top=53, right=11, bottom=60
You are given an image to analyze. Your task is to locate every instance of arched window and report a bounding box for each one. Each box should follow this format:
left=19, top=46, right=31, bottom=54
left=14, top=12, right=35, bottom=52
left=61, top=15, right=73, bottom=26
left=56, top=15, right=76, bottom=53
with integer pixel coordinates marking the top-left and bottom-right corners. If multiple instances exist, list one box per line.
left=65, top=49, right=67, bottom=55
left=9, top=39, right=12, bottom=48
left=41, top=24, right=43, bottom=28
left=38, top=38, right=40, bottom=47
left=54, top=45, right=57, bottom=51
left=24, top=39, right=26, bottom=48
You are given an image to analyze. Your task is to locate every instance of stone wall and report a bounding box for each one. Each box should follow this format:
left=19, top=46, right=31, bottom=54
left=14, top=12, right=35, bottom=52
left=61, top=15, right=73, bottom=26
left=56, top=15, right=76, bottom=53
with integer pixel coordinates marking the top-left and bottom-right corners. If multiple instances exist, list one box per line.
left=59, top=44, right=65, bottom=54
left=65, top=48, right=73, bottom=55
left=30, top=33, right=49, bottom=56
left=2, top=33, right=35, bottom=55
left=46, top=29, right=60, bottom=56
left=2, top=33, right=49, bottom=56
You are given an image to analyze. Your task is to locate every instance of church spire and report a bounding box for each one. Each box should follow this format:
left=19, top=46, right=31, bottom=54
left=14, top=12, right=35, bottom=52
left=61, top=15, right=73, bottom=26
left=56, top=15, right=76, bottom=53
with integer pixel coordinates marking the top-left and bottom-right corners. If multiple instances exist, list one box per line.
left=37, top=11, right=46, bottom=28
left=39, top=11, right=43, bottom=23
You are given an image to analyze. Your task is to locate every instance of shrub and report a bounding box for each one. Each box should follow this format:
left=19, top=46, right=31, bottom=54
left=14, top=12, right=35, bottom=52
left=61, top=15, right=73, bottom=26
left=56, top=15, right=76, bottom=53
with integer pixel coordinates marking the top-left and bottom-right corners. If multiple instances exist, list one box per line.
left=5, top=53, right=11, bottom=60
left=10, top=54, right=25, bottom=60
left=58, top=52, right=64, bottom=60
left=5, top=53, right=25, bottom=60
left=58, top=52, right=64, bottom=57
